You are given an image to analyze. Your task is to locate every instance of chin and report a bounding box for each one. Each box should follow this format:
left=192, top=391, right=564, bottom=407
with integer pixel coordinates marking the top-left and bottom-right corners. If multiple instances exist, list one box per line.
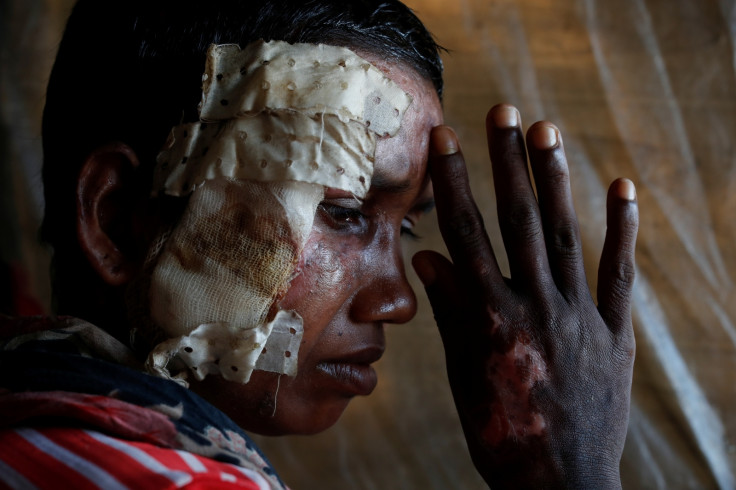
left=237, top=402, right=350, bottom=436
left=188, top=370, right=353, bottom=436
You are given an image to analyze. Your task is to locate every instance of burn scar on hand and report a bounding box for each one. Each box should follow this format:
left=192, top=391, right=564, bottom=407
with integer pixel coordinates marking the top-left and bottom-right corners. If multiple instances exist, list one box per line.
left=481, top=339, right=549, bottom=446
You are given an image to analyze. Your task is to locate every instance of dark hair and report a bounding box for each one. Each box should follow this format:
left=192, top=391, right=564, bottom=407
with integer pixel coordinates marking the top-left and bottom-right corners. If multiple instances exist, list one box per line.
left=41, top=0, right=444, bottom=306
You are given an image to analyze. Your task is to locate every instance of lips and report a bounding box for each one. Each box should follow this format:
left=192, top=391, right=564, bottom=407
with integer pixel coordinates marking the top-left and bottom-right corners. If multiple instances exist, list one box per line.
left=315, top=345, right=384, bottom=396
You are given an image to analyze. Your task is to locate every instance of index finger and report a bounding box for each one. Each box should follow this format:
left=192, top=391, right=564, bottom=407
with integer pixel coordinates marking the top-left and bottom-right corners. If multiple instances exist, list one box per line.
left=429, top=125, right=504, bottom=294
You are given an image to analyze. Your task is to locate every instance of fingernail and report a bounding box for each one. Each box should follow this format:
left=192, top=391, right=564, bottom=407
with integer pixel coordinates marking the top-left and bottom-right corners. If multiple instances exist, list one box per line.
left=432, top=126, right=459, bottom=156
left=531, top=123, right=559, bottom=149
left=616, top=178, right=637, bottom=201
left=492, top=105, right=520, bottom=129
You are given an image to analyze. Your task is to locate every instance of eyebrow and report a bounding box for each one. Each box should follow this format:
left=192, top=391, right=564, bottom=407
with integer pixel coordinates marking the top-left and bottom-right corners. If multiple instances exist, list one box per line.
left=370, top=170, right=414, bottom=195
left=369, top=166, right=436, bottom=215
left=412, top=198, right=436, bottom=215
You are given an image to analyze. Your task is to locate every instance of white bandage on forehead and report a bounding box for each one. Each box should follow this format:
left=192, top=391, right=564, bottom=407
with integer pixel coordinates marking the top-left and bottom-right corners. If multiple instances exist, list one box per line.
left=145, top=41, right=412, bottom=385
left=154, top=42, right=413, bottom=198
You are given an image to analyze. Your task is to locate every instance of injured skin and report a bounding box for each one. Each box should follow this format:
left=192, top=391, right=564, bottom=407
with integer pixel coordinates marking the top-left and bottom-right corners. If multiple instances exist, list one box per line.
left=140, top=41, right=414, bottom=386
left=482, top=338, right=549, bottom=446
left=155, top=46, right=442, bottom=436
left=147, top=179, right=320, bottom=384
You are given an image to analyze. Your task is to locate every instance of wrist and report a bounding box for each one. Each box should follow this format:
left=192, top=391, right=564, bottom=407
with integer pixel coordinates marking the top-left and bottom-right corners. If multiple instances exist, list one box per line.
left=469, top=435, right=622, bottom=489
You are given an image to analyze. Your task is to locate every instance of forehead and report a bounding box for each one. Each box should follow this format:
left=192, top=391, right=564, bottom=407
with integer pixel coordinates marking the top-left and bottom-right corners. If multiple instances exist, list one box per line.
left=154, top=43, right=442, bottom=202
left=358, top=52, right=444, bottom=191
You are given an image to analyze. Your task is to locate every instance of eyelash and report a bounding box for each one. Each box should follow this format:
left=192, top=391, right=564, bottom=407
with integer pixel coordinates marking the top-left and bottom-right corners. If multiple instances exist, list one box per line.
left=318, top=202, right=367, bottom=233
left=401, top=218, right=421, bottom=241
left=318, top=202, right=421, bottom=240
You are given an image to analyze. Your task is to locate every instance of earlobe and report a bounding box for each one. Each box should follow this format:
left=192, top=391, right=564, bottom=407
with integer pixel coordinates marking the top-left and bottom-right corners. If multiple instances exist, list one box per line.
left=76, top=142, right=143, bottom=286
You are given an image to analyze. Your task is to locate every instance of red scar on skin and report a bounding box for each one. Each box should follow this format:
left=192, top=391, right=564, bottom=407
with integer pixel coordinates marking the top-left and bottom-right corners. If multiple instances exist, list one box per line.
left=482, top=340, right=549, bottom=446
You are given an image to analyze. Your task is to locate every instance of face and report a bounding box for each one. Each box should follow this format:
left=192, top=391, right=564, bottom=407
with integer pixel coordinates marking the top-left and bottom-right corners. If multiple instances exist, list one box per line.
left=188, top=55, right=443, bottom=435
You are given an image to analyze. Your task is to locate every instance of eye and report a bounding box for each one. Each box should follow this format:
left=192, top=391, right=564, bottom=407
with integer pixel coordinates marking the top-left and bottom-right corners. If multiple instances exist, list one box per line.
left=400, top=218, right=421, bottom=241
left=318, top=201, right=368, bottom=233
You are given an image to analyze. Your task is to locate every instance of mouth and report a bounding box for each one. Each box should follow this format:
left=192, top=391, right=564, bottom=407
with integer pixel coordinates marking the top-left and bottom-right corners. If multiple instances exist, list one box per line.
left=315, top=346, right=384, bottom=396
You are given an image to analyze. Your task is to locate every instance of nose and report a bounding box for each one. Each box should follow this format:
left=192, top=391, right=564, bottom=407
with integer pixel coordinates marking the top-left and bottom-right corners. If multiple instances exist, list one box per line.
left=350, top=235, right=417, bottom=325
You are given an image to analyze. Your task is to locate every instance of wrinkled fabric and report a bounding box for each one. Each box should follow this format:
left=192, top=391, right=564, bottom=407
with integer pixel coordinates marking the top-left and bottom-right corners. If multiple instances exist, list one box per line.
left=0, top=316, right=287, bottom=489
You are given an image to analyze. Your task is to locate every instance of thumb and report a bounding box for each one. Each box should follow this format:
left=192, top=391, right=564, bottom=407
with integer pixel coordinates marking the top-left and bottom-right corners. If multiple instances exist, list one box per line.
left=412, top=251, right=465, bottom=352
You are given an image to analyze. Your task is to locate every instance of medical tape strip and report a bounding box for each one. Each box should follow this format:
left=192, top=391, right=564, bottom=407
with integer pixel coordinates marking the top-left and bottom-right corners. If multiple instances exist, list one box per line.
left=146, top=41, right=412, bottom=385
left=200, top=42, right=411, bottom=137
left=155, top=113, right=376, bottom=198
left=148, top=310, right=302, bottom=382
left=155, top=41, right=412, bottom=199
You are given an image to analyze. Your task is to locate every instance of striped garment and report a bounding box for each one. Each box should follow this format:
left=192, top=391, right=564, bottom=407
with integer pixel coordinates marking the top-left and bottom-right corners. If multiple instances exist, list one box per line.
left=0, top=427, right=270, bottom=489
left=0, top=316, right=289, bottom=490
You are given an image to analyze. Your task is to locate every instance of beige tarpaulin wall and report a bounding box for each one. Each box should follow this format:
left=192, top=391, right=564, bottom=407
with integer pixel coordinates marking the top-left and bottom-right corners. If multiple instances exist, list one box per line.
left=2, top=0, right=735, bottom=488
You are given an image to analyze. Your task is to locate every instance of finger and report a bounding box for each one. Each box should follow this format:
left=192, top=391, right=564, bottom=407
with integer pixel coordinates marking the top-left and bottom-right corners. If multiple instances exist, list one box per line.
left=429, top=125, right=504, bottom=295
left=413, top=251, right=483, bottom=421
left=412, top=251, right=469, bottom=356
left=526, top=122, right=587, bottom=298
left=486, top=105, right=552, bottom=293
left=597, top=178, right=639, bottom=334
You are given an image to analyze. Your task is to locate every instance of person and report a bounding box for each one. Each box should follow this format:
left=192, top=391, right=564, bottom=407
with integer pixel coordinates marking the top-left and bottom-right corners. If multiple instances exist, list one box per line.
left=0, top=0, right=639, bottom=488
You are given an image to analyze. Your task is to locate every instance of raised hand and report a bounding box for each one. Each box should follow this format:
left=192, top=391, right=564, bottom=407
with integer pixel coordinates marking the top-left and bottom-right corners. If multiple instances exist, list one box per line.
left=412, top=104, right=638, bottom=489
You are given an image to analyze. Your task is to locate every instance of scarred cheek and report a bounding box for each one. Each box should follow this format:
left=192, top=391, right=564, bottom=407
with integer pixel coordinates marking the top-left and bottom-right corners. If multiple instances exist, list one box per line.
left=482, top=340, right=549, bottom=446
left=282, top=231, right=360, bottom=315
left=295, top=235, right=345, bottom=288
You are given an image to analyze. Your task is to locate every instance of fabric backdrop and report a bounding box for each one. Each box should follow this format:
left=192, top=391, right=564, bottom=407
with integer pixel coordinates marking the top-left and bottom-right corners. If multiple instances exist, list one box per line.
left=2, top=0, right=734, bottom=488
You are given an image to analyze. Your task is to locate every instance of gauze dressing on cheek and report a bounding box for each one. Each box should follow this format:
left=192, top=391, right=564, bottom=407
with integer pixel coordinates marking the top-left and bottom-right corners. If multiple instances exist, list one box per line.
left=147, top=179, right=319, bottom=383
left=143, top=41, right=412, bottom=385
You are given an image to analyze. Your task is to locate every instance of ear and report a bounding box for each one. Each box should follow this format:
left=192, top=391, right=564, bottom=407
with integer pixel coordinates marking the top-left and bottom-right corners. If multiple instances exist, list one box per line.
left=76, top=142, right=145, bottom=286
